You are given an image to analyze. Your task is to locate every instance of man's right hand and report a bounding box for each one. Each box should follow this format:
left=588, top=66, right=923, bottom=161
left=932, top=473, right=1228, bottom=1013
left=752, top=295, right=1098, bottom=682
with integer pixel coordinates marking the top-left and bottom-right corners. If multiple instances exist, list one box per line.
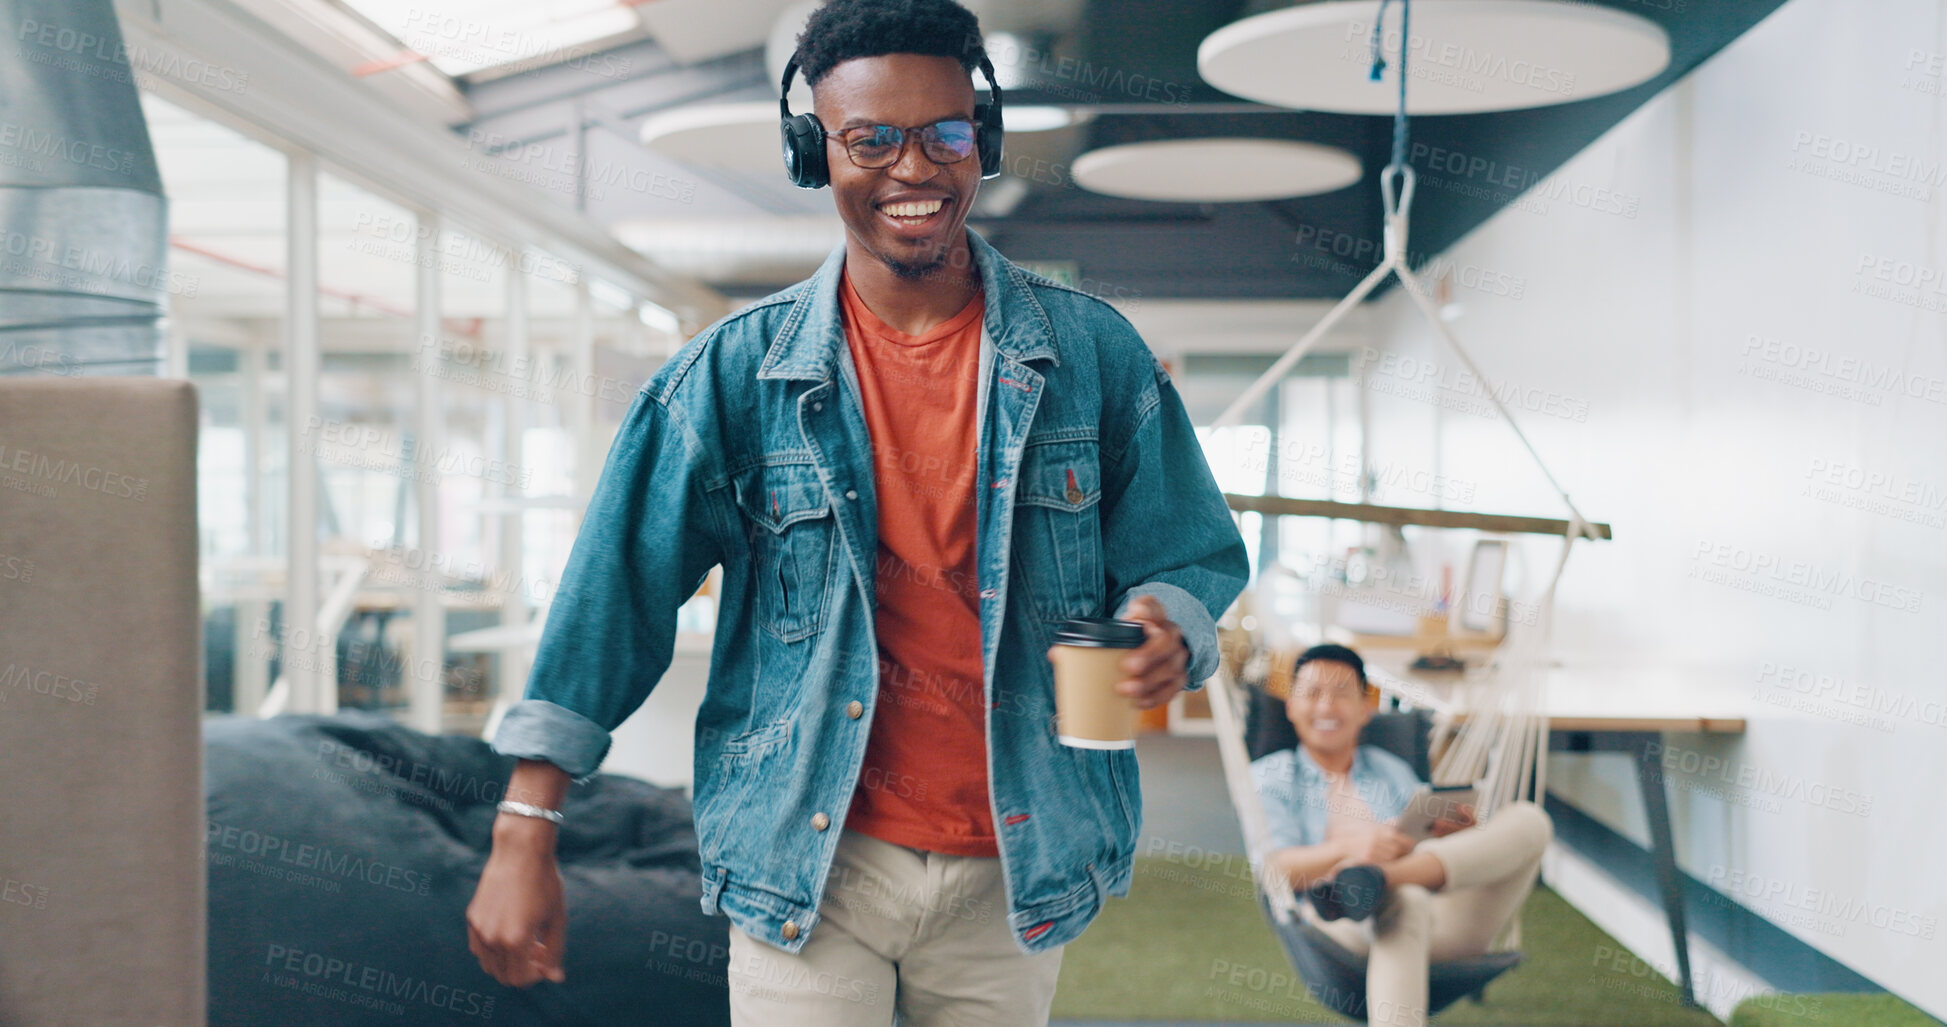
left=467, top=819, right=568, bottom=987
left=467, top=760, right=574, bottom=987
left=1334, top=824, right=1417, bottom=865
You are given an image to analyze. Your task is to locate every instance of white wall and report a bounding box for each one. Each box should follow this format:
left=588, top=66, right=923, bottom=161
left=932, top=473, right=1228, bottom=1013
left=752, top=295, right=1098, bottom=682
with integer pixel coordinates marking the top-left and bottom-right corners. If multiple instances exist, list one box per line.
left=1360, top=0, right=1947, bottom=1016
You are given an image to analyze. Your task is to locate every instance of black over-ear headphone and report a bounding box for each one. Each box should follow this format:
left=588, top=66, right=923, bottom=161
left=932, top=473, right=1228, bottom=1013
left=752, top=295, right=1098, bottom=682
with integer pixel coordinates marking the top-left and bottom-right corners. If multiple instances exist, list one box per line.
left=779, top=54, right=1005, bottom=189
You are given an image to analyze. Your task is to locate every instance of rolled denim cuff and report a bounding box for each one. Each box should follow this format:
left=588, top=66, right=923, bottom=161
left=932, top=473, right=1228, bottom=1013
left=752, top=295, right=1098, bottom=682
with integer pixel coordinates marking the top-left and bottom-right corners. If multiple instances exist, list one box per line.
left=1115, top=580, right=1220, bottom=690
left=491, top=699, right=613, bottom=783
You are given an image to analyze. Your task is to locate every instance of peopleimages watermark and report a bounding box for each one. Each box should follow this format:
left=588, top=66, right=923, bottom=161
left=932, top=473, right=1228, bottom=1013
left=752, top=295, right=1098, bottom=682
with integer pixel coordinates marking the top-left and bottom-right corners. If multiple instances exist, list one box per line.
left=1285, top=549, right=1543, bottom=629
left=732, top=946, right=884, bottom=1007
left=461, top=130, right=696, bottom=205
left=0, top=661, right=101, bottom=707
left=0, top=340, right=82, bottom=377
left=1735, top=332, right=1947, bottom=408
left=298, top=416, right=532, bottom=489
left=1641, top=739, right=1875, bottom=818
left=242, top=617, right=479, bottom=702
left=0, top=440, right=153, bottom=502
left=312, top=738, right=510, bottom=814
left=1851, top=252, right=1947, bottom=315
left=2, top=876, right=50, bottom=912
left=1688, top=538, right=1925, bottom=615
left=1703, top=866, right=1938, bottom=941
left=411, top=336, right=643, bottom=408
left=1340, top=19, right=1576, bottom=98
left=1352, top=346, right=1590, bottom=423
left=1800, top=455, right=1947, bottom=529
left=979, top=33, right=1193, bottom=107
left=1224, top=436, right=1478, bottom=505
left=0, top=118, right=137, bottom=175
left=1752, top=661, right=1947, bottom=735
left=208, top=820, right=435, bottom=898
left=1407, top=142, right=1640, bottom=220
left=1140, top=837, right=1257, bottom=899
left=351, top=212, right=580, bottom=286
left=825, top=858, right=997, bottom=926
left=645, top=929, right=729, bottom=987
left=1786, top=131, right=1943, bottom=202
left=1205, top=955, right=1417, bottom=1025
left=1587, top=944, right=1824, bottom=1020
left=393, top=7, right=633, bottom=81
left=362, top=543, right=558, bottom=606
left=262, top=942, right=495, bottom=1019
left=13, top=16, right=250, bottom=94
left=1292, top=226, right=1530, bottom=301
left=0, top=551, right=36, bottom=586
left=1900, top=48, right=1947, bottom=96
left=0, top=228, right=200, bottom=298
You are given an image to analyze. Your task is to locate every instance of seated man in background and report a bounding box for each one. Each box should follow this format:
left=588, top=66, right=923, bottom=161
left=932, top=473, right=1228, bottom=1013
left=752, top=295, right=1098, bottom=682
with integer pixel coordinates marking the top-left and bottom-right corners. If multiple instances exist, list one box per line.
left=1250, top=644, right=1552, bottom=1027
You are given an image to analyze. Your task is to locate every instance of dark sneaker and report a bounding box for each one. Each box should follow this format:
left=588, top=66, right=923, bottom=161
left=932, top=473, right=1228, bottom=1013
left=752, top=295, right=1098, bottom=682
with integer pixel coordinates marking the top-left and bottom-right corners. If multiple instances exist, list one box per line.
left=1307, top=864, right=1388, bottom=922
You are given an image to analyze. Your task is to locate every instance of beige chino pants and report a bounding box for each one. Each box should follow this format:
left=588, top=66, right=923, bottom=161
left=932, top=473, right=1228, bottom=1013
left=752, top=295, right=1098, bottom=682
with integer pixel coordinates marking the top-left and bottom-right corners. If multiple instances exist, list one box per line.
left=727, top=829, right=1064, bottom=1026
left=1311, top=800, right=1554, bottom=1027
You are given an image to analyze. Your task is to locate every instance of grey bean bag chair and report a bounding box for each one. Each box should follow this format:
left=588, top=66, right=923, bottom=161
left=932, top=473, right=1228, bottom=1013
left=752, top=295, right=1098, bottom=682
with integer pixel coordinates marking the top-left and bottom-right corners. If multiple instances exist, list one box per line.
left=205, top=712, right=730, bottom=1026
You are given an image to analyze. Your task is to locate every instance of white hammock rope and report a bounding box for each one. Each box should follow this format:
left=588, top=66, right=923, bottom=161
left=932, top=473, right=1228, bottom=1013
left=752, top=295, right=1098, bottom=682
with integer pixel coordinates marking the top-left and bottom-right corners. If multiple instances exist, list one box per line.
left=1202, top=1, right=1604, bottom=947
left=1211, top=165, right=1590, bottom=827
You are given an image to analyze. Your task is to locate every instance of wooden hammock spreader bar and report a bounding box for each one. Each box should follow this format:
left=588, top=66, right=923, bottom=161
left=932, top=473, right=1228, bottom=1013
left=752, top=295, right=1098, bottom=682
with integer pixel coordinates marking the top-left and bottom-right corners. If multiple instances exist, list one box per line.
left=1222, top=493, right=1614, bottom=541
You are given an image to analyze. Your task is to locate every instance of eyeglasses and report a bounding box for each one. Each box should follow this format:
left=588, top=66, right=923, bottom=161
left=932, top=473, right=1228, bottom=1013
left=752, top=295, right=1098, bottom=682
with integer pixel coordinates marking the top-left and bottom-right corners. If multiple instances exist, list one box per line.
left=829, top=119, right=979, bottom=169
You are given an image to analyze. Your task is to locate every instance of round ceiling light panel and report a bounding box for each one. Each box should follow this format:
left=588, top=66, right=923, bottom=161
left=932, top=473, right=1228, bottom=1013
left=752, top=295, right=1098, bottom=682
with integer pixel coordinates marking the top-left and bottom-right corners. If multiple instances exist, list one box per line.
left=639, top=102, right=779, bottom=171
left=1198, top=0, right=1670, bottom=115
left=1072, top=138, right=1362, bottom=202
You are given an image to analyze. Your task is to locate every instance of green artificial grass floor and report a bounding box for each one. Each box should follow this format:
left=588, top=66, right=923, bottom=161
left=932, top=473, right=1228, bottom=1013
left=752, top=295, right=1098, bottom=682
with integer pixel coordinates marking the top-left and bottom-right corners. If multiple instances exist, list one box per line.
left=1730, top=993, right=1944, bottom=1027
left=1052, top=856, right=1725, bottom=1026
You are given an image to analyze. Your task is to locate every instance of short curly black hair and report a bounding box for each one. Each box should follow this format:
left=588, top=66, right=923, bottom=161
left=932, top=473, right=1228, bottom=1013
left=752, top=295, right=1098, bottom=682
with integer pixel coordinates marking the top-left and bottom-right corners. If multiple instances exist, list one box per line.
left=792, top=0, right=986, bottom=87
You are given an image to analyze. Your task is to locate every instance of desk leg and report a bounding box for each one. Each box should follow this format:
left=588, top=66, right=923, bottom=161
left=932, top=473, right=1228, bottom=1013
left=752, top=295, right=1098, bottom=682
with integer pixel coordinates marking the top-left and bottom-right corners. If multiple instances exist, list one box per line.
left=1635, top=735, right=1697, bottom=1008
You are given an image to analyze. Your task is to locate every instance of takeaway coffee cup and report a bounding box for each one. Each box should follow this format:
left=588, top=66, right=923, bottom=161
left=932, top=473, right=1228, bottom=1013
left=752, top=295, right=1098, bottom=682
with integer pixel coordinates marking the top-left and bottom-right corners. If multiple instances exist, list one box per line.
left=1050, top=618, right=1148, bottom=749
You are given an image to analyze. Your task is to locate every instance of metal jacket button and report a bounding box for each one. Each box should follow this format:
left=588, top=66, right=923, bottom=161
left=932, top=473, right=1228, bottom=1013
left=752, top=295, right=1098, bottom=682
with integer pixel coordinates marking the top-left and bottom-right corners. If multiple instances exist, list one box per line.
left=846, top=700, right=864, bottom=719
left=811, top=812, right=830, bottom=831
left=781, top=920, right=800, bottom=940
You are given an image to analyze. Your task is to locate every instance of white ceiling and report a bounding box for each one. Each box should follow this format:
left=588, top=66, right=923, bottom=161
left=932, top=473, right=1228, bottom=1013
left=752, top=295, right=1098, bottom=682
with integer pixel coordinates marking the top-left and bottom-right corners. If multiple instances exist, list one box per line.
left=638, top=0, right=810, bottom=65
left=337, top=0, right=647, bottom=76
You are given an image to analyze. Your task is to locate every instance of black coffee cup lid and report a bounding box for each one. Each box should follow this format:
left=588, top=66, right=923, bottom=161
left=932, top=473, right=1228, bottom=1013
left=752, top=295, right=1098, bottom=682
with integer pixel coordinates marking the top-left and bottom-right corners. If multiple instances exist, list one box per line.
left=1053, top=618, right=1147, bottom=648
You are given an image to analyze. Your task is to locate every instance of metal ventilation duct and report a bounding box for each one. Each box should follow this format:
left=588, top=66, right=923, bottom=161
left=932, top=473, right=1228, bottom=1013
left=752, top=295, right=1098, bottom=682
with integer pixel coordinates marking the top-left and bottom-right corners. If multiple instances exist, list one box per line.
left=0, top=0, right=169, bottom=376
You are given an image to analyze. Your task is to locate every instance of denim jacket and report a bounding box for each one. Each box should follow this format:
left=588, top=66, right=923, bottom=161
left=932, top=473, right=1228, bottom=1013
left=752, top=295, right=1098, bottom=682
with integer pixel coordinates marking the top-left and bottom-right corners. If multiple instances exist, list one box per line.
left=492, top=230, right=1248, bottom=955
left=1251, top=744, right=1425, bottom=851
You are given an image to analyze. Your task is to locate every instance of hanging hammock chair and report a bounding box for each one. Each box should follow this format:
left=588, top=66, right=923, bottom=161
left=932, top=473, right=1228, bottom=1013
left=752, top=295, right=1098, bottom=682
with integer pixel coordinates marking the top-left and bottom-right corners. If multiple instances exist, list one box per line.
left=1199, top=0, right=1613, bottom=1017
left=1231, top=693, right=1524, bottom=1021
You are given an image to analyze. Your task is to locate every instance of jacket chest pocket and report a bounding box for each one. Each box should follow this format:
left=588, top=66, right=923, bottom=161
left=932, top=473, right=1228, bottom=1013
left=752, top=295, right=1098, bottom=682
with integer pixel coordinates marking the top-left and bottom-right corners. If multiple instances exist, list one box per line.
left=732, top=462, right=837, bottom=643
left=1012, top=438, right=1104, bottom=623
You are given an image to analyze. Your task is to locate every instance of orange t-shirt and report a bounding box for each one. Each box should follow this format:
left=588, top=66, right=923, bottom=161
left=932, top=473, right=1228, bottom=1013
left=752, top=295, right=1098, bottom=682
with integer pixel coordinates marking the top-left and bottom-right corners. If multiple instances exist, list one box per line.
left=837, top=270, right=996, bottom=857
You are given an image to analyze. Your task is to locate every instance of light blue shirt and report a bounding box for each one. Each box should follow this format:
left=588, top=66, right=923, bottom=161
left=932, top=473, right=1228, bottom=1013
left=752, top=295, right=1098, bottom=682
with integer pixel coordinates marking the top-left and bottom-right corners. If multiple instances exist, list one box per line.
left=1251, top=744, right=1425, bottom=850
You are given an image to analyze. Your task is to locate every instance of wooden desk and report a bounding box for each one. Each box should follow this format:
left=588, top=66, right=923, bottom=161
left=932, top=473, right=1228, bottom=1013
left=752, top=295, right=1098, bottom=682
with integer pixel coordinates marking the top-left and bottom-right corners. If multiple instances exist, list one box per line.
left=1364, top=653, right=1746, bottom=1009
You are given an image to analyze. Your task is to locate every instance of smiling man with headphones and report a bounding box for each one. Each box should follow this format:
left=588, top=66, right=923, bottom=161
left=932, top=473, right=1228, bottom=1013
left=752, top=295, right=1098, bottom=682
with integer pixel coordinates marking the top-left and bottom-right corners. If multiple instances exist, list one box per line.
left=465, top=1, right=1247, bottom=1023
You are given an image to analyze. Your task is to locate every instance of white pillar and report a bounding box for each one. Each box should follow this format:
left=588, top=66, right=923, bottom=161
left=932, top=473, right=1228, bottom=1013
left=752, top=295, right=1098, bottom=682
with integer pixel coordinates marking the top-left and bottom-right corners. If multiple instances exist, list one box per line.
left=409, top=215, right=447, bottom=734
left=572, top=278, right=596, bottom=505
left=235, top=341, right=270, bottom=716
left=498, top=254, right=530, bottom=706
left=164, top=320, right=189, bottom=379
left=285, top=151, right=322, bottom=714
